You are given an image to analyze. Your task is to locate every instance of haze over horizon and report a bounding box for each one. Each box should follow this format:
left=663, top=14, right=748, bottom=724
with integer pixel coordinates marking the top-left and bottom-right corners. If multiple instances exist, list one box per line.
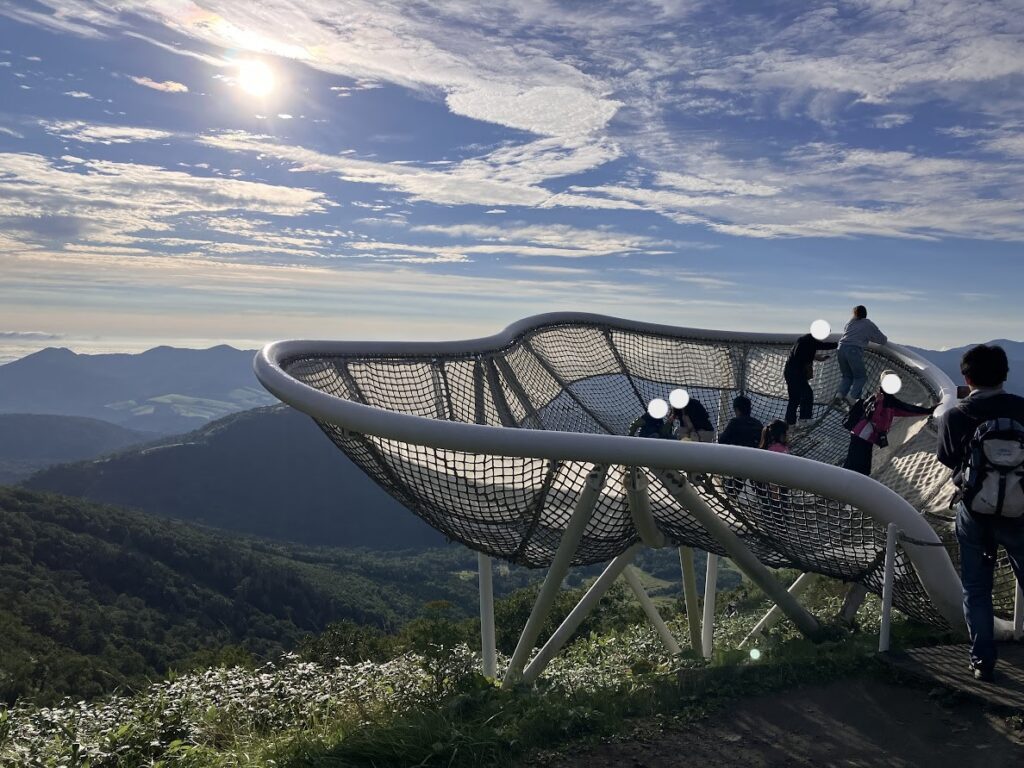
left=2, top=1, right=1023, bottom=353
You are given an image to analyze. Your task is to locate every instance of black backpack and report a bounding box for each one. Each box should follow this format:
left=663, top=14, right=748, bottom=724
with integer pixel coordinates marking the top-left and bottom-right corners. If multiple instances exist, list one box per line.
left=960, top=417, right=1024, bottom=518
left=843, top=394, right=878, bottom=431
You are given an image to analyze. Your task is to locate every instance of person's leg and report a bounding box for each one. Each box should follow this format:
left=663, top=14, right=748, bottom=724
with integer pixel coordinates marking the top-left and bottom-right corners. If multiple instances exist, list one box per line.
left=785, top=371, right=800, bottom=425
left=836, top=346, right=853, bottom=398
left=842, top=437, right=873, bottom=475
left=798, top=378, right=814, bottom=421
left=956, top=505, right=997, bottom=674
left=848, top=347, right=868, bottom=400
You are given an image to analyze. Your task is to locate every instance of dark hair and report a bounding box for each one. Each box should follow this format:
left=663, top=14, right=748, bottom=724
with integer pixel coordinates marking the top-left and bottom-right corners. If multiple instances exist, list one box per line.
left=760, top=419, right=788, bottom=449
left=733, top=395, right=752, bottom=417
left=853, top=305, right=867, bottom=319
left=960, top=344, right=1009, bottom=388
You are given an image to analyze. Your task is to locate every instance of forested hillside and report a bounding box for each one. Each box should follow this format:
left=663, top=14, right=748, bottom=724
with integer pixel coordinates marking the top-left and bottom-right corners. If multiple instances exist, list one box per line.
left=0, top=414, right=153, bottom=483
left=24, top=405, right=443, bottom=549
left=0, top=487, right=507, bottom=705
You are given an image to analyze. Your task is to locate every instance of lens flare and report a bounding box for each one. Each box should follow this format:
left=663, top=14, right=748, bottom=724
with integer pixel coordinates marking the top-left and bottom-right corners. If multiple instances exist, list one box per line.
left=810, top=319, right=831, bottom=340
left=749, top=648, right=762, bottom=660
left=647, top=398, right=669, bottom=419
left=669, top=388, right=690, bottom=409
left=237, top=60, right=275, bottom=97
left=881, top=372, right=903, bottom=395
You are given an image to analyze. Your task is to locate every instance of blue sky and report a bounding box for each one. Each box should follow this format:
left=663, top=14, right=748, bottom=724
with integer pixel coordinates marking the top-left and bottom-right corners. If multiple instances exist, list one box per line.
left=0, top=0, right=1022, bottom=361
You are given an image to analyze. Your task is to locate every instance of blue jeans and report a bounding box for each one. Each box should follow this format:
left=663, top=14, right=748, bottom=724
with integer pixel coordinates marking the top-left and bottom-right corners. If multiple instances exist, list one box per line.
left=836, top=345, right=867, bottom=399
left=955, top=504, right=1024, bottom=669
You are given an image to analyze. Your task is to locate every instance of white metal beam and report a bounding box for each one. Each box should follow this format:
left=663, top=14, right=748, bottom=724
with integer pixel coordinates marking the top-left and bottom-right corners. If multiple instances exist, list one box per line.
left=656, top=469, right=821, bottom=639
left=502, top=465, right=607, bottom=688
left=522, top=544, right=643, bottom=684
left=879, top=523, right=899, bottom=652
left=702, top=553, right=718, bottom=659
left=478, top=552, right=497, bottom=678
left=623, top=565, right=681, bottom=655
left=626, top=467, right=665, bottom=548
left=678, top=546, right=703, bottom=656
left=741, top=572, right=816, bottom=647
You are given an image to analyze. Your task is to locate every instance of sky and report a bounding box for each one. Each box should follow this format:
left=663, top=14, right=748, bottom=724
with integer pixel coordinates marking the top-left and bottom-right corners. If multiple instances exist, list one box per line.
left=0, top=0, right=1022, bottom=362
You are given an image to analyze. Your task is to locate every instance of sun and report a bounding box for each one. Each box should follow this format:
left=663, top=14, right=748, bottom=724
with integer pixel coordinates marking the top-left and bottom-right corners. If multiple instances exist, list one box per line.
left=237, top=60, right=275, bottom=97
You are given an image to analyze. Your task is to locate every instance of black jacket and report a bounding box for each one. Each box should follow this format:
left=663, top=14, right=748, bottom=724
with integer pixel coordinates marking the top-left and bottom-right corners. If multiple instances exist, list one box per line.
left=785, top=334, right=838, bottom=379
left=718, top=415, right=764, bottom=448
left=936, top=389, right=1024, bottom=480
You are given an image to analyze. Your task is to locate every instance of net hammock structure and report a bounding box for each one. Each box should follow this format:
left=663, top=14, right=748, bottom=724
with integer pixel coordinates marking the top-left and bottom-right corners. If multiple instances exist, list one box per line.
left=254, top=312, right=1022, bottom=685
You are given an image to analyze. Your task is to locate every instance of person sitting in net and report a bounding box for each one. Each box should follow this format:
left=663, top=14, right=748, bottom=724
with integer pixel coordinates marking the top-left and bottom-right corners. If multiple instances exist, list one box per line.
left=756, top=420, right=792, bottom=516
left=629, top=401, right=674, bottom=438
left=842, top=370, right=936, bottom=476
left=674, top=397, right=715, bottom=442
left=718, top=395, right=764, bottom=497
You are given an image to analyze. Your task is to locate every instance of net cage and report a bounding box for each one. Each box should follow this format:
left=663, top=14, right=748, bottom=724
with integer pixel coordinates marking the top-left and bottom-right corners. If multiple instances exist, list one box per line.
left=254, top=313, right=1017, bottom=631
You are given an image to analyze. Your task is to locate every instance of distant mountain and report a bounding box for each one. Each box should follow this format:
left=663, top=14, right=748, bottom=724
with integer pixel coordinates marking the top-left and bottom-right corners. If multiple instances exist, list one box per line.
left=24, top=405, right=444, bottom=549
left=0, top=345, right=274, bottom=434
left=908, top=339, right=1023, bottom=395
left=0, top=414, right=154, bottom=484
left=0, top=486, right=491, bottom=705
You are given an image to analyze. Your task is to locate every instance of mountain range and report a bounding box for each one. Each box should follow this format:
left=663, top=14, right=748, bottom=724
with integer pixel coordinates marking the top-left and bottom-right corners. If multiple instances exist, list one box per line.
left=0, top=345, right=273, bottom=434
left=906, top=339, right=1023, bottom=395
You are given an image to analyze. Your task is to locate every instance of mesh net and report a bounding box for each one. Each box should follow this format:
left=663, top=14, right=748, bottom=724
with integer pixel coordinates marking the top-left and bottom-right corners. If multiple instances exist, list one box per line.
left=281, top=319, right=1017, bottom=625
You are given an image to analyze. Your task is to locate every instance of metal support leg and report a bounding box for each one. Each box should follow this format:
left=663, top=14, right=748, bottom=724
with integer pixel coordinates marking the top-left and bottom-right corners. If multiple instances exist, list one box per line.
left=702, top=553, right=718, bottom=659
left=741, top=573, right=816, bottom=647
left=626, top=467, right=665, bottom=548
left=1014, top=581, right=1023, bottom=642
left=478, top=552, right=496, bottom=678
left=503, top=465, right=607, bottom=688
left=523, top=544, right=642, bottom=684
left=879, top=522, right=898, bottom=652
left=656, top=469, right=821, bottom=639
left=679, top=546, right=703, bottom=656
left=623, top=565, right=682, bottom=655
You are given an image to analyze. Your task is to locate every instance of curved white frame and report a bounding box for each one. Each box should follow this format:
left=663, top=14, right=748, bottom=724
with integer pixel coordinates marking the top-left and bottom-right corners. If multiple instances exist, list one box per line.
left=254, top=312, right=971, bottom=636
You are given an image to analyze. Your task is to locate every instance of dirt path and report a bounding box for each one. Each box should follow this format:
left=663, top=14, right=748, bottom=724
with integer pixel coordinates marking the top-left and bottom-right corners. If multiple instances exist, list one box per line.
left=526, top=678, right=1024, bottom=768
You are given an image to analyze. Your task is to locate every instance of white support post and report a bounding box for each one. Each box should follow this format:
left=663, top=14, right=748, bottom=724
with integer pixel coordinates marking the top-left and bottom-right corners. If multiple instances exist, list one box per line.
left=879, top=522, right=898, bottom=652
left=623, top=565, right=682, bottom=655
left=502, top=465, right=607, bottom=688
left=656, top=469, right=821, bottom=639
left=741, top=572, right=816, bottom=647
left=678, top=547, right=703, bottom=656
left=1014, top=582, right=1023, bottom=642
left=478, top=552, right=497, bottom=678
left=626, top=467, right=665, bottom=548
left=702, top=553, right=718, bottom=659
left=523, top=544, right=643, bottom=684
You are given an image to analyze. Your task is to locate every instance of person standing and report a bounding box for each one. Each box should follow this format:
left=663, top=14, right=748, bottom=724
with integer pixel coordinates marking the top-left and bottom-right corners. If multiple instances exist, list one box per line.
left=719, top=395, right=764, bottom=497
left=936, top=344, right=1024, bottom=682
left=834, top=306, right=887, bottom=405
left=785, top=333, right=838, bottom=427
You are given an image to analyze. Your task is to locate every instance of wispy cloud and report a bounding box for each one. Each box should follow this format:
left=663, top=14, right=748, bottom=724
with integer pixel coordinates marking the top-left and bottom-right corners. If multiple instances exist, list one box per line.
left=129, top=75, right=189, bottom=93
left=43, top=120, right=173, bottom=144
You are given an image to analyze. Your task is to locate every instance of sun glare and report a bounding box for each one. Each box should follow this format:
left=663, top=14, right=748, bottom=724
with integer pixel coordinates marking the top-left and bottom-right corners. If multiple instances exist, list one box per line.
left=237, top=60, right=275, bottom=97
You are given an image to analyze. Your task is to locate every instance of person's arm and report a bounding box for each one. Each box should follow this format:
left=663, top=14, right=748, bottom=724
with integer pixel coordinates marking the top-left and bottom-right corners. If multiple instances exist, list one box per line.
left=718, top=420, right=737, bottom=445
left=936, top=410, right=964, bottom=469
left=814, top=339, right=839, bottom=351
left=889, top=394, right=936, bottom=417
left=869, top=321, right=887, bottom=345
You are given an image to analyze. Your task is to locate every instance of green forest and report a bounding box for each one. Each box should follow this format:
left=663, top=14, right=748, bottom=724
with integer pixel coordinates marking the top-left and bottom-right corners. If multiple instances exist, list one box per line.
left=0, top=486, right=732, bottom=706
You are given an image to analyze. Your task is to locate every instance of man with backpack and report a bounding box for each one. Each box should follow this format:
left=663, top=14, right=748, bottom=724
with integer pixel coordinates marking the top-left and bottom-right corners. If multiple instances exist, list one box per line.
left=936, top=344, right=1024, bottom=682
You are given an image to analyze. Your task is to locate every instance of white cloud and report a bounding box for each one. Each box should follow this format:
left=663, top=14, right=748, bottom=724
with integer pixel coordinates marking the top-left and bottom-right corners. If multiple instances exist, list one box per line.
left=43, top=120, right=173, bottom=144
left=129, top=75, right=189, bottom=93
left=0, top=126, right=23, bottom=138
left=874, top=113, right=912, bottom=129
left=63, top=90, right=94, bottom=99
